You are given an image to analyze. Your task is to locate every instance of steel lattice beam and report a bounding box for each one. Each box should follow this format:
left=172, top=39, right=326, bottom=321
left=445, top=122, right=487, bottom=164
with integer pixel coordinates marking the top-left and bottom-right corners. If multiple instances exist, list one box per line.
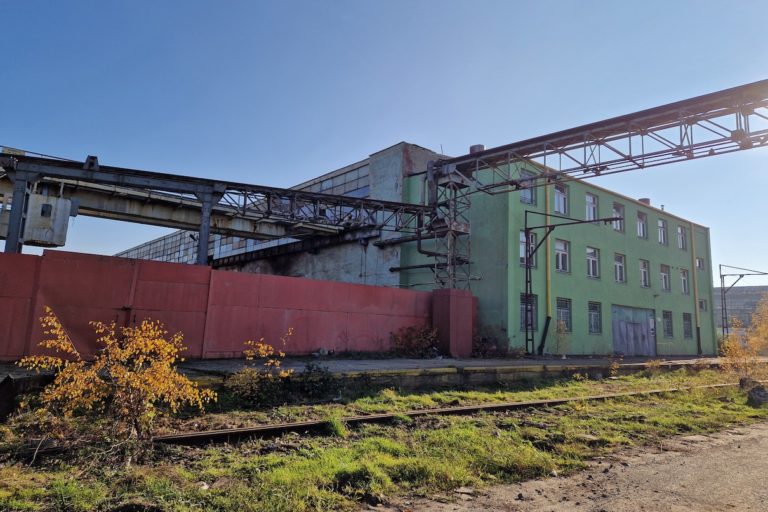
left=0, top=153, right=435, bottom=262
left=428, top=79, right=768, bottom=288
left=439, top=79, right=768, bottom=193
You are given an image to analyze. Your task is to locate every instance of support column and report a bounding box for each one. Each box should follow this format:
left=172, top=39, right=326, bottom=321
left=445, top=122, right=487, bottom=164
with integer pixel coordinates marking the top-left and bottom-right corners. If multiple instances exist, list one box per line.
left=5, top=174, right=31, bottom=253
left=196, top=193, right=213, bottom=266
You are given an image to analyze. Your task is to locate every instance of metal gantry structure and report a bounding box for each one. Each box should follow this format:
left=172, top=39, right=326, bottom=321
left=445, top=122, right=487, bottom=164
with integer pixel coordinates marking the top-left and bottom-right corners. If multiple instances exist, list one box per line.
left=719, top=264, right=768, bottom=336
left=522, top=210, right=621, bottom=354
left=427, top=79, right=768, bottom=288
left=2, top=80, right=768, bottom=286
left=0, top=153, right=435, bottom=264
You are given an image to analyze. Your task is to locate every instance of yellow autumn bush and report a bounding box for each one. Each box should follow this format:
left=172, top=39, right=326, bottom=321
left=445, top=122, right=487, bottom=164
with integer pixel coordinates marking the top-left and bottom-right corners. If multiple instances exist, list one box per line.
left=17, top=307, right=216, bottom=463
left=720, top=294, right=768, bottom=383
left=225, top=328, right=295, bottom=406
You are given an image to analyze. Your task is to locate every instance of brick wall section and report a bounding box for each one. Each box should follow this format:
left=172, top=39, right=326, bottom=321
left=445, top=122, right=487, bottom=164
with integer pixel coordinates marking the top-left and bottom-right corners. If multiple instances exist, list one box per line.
left=0, top=251, right=455, bottom=360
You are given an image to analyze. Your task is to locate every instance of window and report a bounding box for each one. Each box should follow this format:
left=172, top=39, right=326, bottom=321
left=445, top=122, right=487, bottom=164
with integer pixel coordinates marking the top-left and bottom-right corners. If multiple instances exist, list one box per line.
left=639, top=259, right=650, bottom=287
left=612, top=203, right=625, bottom=232
left=520, top=293, right=538, bottom=331
left=696, top=257, right=706, bottom=271
left=699, top=299, right=708, bottom=311
left=677, top=226, right=687, bottom=250
left=660, top=264, right=671, bottom=291
left=614, top=253, right=626, bottom=283
left=588, top=301, right=602, bottom=334
left=662, top=310, right=674, bottom=338
left=556, top=298, right=572, bottom=332
left=554, top=184, right=568, bottom=214
left=683, top=313, right=693, bottom=339
left=519, top=231, right=537, bottom=266
left=658, top=219, right=668, bottom=245
left=586, top=247, right=600, bottom=278
left=555, top=239, right=570, bottom=272
left=637, top=212, right=648, bottom=239
left=520, top=170, right=536, bottom=205
left=680, top=269, right=690, bottom=295
left=586, top=193, right=598, bottom=222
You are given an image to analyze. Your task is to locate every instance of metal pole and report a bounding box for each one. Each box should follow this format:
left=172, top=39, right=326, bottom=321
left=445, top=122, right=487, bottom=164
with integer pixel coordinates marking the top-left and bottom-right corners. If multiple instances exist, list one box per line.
left=4, top=174, right=30, bottom=253
left=719, top=266, right=728, bottom=337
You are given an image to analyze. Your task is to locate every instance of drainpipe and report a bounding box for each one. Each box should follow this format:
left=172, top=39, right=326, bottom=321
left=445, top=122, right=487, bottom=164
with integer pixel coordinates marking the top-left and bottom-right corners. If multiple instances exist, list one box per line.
left=690, top=221, right=702, bottom=355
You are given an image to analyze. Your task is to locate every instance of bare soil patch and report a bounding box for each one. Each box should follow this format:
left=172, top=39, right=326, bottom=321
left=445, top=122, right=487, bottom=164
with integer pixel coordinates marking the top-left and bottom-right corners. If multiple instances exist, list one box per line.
left=383, top=421, right=768, bottom=512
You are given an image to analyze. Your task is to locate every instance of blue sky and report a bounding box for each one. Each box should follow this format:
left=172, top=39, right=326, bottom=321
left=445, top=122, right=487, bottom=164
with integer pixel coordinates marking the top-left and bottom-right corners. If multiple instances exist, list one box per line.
left=1, top=0, right=767, bottom=285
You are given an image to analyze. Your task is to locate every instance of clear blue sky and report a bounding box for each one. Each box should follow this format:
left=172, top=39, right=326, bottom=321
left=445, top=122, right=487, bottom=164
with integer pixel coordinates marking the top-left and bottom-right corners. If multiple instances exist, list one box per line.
left=2, top=0, right=767, bottom=285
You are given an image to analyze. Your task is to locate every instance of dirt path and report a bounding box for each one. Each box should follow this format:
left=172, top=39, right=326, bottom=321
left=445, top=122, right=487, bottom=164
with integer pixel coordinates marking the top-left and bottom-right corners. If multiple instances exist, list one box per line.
left=381, top=421, right=768, bottom=511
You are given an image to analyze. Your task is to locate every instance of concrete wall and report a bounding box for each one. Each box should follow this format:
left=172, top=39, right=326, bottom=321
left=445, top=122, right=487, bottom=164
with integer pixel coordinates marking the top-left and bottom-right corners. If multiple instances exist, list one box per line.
left=0, top=251, right=436, bottom=361
left=238, top=142, right=441, bottom=288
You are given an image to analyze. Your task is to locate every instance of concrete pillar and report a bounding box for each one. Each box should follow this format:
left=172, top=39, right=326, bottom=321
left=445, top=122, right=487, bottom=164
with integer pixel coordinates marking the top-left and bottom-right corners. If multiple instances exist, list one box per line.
left=432, top=288, right=476, bottom=358
left=197, top=194, right=213, bottom=266
left=4, top=174, right=30, bottom=253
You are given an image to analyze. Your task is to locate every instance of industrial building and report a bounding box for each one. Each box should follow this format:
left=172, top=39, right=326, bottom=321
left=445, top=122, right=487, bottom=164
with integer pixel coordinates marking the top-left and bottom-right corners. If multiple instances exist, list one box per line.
left=715, top=285, right=768, bottom=332
left=118, top=141, right=717, bottom=357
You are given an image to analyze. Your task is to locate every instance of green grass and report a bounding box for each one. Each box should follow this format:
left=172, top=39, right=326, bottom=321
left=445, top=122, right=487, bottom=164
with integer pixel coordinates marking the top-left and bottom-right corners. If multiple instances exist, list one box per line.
left=1, top=371, right=766, bottom=511
left=160, top=368, right=732, bottom=433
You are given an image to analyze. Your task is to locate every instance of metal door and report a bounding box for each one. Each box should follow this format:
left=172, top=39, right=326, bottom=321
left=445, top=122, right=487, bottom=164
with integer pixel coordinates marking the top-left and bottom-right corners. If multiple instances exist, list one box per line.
left=611, top=305, right=656, bottom=356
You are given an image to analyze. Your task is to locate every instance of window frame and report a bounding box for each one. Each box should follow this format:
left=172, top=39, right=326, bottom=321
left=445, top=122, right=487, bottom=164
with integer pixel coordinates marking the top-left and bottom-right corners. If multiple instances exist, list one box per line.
left=519, top=231, right=537, bottom=267
left=637, top=212, right=648, bottom=239
left=554, top=184, right=569, bottom=214
left=612, top=203, right=625, bottom=232
left=555, top=239, right=570, bottom=273
left=660, top=264, right=671, bottom=291
left=614, top=253, right=626, bottom=283
left=658, top=218, right=668, bottom=245
left=520, top=293, right=538, bottom=332
left=586, top=193, right=598, bottom=222
left=639, top=259, right=650, bottom=287
left=556, top=297, right=572, bottom=332
left=680, top=269, right=690, bottom=295
left=519, top=170, right=537, bottom=205
left=588, top=301, right=602, bottom=334
left=662, top=310, right=674, bottom=338
left=683, top=312, right=693, bottom=338
left=586, top=246, right=600, bottom=278
left=677, top=225, right=688, bottom=251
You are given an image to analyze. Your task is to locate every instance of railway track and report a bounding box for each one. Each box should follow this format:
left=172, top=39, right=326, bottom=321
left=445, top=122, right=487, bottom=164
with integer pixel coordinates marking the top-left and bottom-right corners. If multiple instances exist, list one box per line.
left=153, top=382, right=739, bottom=446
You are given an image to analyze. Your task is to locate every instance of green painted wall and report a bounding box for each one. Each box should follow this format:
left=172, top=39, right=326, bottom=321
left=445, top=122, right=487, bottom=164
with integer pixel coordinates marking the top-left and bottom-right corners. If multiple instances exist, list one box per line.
left=399, top=168, right=717, bottom=356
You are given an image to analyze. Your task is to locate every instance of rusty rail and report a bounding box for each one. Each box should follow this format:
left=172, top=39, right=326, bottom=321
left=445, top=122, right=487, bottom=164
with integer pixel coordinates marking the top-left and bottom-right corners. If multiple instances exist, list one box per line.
left=153, top=382, right=738, bottom=446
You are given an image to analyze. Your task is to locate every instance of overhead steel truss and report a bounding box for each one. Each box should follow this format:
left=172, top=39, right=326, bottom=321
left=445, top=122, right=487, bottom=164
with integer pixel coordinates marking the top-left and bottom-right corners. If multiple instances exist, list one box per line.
left=0, top=153, right=434, bottom=265
left=428, top=79, right=768, bottom=288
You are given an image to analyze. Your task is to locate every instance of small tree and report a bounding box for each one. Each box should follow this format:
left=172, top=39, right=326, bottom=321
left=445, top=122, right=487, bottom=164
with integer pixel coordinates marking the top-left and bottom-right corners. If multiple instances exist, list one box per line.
left=17, top=307, right=216, bottom=464
left=553, top=319, right=570, bottom=359
left=225, top=329, right=295, bottom=406
left=720, top=294, right=768, bottom=384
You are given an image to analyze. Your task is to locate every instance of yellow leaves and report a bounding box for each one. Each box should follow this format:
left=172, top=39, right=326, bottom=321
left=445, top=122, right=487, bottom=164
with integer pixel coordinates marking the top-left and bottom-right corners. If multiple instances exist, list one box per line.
left=15, top=307, right=218, bottom=449
left=720, top=294, right=768, bottom=381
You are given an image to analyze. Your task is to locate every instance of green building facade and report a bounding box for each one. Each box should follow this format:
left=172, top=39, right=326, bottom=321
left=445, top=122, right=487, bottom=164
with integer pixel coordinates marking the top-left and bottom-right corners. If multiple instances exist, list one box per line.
left=401, top=168, right=717, bottom=356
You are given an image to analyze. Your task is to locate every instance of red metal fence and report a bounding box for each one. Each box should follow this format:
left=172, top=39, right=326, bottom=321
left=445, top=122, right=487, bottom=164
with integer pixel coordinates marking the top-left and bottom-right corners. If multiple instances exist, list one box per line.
left=0, top=251, right=435, bottom=360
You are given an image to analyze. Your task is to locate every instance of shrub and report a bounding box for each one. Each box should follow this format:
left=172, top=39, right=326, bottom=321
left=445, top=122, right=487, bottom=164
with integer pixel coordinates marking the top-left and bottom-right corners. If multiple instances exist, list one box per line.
left=472, top=325, right=509, bottom=358
left=225, top=330, right=294, bottom=406
left=720, top=307, right=768, bottom=383
left=16, top=307, right=216, bottom=464
left=294, top=362, right=340, bottom=400
left=390, top=326, right=440, bottom=358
